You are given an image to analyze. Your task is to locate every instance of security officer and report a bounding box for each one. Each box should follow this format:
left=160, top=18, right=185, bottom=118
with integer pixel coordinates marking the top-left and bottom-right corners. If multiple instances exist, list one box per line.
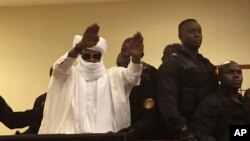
left=157, top=19, right=218, bottom=141
left=191, top=60, right=248, bottom=141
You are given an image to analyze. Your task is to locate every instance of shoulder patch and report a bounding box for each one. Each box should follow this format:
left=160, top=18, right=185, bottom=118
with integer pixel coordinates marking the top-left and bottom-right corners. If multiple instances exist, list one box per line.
left=143, top=98, right=155, bottom=109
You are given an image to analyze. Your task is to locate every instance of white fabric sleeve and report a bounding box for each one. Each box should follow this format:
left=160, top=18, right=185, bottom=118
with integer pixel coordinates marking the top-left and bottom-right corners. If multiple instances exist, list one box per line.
left=53, top=52, right=76, bottom=79
left=124, top=60, right=143, bottom=85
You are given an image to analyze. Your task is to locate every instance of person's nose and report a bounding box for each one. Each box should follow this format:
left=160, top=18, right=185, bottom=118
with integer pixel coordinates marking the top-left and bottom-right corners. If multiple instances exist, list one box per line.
left=233, top=71, right=241, bottom=78
left=89, top=56, right=97, bottom=63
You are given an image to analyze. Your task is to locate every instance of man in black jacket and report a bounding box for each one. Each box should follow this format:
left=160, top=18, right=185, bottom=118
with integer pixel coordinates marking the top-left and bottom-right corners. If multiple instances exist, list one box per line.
left=191, top=60, right=248, bottom=141
left=157, top=19, right=218, bottom=141
left=116, top=37, right=162, bottom=140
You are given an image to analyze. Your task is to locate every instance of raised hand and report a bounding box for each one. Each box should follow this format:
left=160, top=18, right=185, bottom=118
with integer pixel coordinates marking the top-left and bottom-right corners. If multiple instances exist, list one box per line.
left=128, top=32, right=144, bottom=63
left=77, top=23, right=100, bottom=50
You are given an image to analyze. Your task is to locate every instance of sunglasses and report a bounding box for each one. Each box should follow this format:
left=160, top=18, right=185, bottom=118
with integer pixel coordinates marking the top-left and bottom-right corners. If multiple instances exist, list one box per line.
left=82, top=53, right=102, bottom=60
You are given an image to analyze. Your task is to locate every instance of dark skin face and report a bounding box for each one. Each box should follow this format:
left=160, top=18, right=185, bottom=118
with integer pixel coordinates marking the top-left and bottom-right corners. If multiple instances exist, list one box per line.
left=116, top=53, right=130, bottom=67
left=116, top=39, right=131, bottom=67
left=81, top=49, right=102, bottom=63
left=179, top=21, right=202, bottom=53
left=219, top=61, right=243, bottom=92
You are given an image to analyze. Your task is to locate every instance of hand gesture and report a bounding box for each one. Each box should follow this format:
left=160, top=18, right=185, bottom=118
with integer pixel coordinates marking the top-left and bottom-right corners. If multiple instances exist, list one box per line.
left=128, top=32, right=144, bottom=63
left=78, top=23, right=100, bottom=50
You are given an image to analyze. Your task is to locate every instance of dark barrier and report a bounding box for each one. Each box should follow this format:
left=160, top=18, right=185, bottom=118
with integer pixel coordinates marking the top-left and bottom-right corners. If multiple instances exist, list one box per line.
left=0, top=133, right=127, bottom=141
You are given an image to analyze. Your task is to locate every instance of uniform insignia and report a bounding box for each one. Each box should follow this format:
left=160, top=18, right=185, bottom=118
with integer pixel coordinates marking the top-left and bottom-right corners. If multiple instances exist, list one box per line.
left=143, top=98, right=155, bottom=109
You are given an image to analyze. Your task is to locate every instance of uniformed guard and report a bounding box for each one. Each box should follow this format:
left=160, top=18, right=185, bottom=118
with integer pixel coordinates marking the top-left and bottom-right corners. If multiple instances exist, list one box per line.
left=157, top=19, right=218, bottom=141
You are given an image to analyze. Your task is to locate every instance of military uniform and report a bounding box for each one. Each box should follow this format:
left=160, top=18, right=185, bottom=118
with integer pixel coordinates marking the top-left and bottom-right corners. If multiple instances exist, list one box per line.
left=157, top=50, right=218, bottom=138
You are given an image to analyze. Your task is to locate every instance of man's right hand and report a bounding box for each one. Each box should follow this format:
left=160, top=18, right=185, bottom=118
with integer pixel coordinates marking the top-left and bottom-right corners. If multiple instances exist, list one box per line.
left=77, top=23, right=100, bottom=50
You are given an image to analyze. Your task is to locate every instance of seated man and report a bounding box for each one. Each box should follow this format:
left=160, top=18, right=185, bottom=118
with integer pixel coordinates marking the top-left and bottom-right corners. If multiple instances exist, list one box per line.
left=191, top=60, right=249, bottom=141
left=0, top=95, right=41, bottom=129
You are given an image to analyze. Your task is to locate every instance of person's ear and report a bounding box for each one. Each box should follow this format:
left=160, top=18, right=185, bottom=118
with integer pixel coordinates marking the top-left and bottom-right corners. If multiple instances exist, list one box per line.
left=141, top=52, right=144, bottom=58
left=178, top=33, right=182, bottom=40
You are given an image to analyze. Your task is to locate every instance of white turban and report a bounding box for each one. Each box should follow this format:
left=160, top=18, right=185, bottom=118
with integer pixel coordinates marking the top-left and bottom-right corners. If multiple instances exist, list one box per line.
left=73, top=35, right=107, bottom=80
left=73, top=35, right=107, bottom=55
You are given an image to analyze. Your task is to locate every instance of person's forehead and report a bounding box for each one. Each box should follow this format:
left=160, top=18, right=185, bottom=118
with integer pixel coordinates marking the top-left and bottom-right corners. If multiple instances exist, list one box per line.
left=184, top=21, right=201, bottom=29
left=223, top=63, right=241, bottom=71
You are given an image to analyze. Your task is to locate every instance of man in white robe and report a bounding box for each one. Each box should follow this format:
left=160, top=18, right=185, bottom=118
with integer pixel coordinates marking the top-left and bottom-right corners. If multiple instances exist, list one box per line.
left=39, top=24, right=143, bottom=134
